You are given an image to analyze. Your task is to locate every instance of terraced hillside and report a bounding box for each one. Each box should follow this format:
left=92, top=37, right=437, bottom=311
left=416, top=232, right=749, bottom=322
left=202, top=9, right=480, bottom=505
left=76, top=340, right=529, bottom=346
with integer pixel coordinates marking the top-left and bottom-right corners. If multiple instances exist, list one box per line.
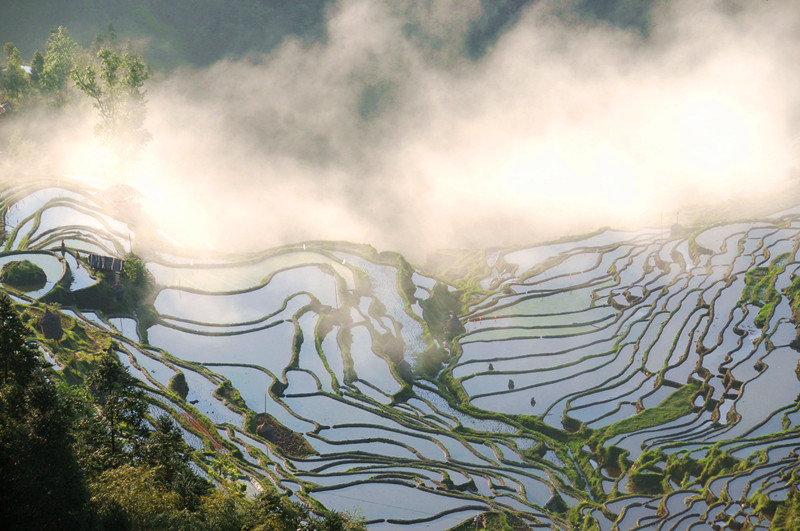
left=3, top=176, right=800, bottom=529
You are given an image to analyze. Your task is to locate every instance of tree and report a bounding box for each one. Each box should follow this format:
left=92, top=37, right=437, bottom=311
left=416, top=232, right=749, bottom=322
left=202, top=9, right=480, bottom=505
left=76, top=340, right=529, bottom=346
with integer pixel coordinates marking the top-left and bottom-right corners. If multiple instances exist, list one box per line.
left=92, top=23, right=120, bottom=52
left=73, top=47, right=150, bottom=156
left=90, top=464, right=185, bottom=530
left=243, top=490, right=367, bottom=531
left=0, top=294, right=90, bottom=528
left=40, top=26, right=78, bottom=102
left=0, top=293, right=39, bottom=387
left=137, top=414, right=211, bottom=510
left=30, top=49, right=44, bottom=88
left=123, top=254, right=146, bottom=285
left=243, top=490, right=312, bottom=531
left=1, top=42, right=29, bottom=101
left=85, top=348, right=148, bottom=470
left=168, top=371, right=189, bottom=400
left=200, top=489, right=248, bottom=531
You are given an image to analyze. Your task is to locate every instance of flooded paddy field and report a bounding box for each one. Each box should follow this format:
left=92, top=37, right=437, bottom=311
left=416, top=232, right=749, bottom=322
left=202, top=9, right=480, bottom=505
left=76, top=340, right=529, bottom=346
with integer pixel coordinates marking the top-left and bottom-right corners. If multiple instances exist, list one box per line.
left=6, top=177, right=800, bottom=528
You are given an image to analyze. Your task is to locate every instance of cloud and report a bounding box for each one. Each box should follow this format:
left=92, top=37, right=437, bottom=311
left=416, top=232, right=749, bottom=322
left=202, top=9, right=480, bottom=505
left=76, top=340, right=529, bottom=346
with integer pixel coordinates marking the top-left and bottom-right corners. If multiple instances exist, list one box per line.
left=9, top=0, right=800, bottom=259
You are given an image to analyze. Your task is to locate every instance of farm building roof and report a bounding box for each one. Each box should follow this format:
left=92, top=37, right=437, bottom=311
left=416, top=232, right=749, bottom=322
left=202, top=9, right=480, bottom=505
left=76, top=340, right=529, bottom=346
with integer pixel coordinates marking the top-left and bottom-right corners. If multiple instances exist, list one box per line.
left=87, top=253, right=125, bottom=273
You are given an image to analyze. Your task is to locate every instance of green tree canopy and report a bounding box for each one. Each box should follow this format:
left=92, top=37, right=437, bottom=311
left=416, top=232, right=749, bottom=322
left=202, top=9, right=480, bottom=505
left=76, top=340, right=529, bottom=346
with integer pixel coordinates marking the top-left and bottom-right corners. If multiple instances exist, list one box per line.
left=1, top=42, right=29, bottom=101
left=29, top=49, right=44, bottom=87
left=40, top=26, right=79, bottom=101
left=73, top=47, right=150, bottom=156
left=243, top=490, right=367, bottom=531
left=137, top=414, right=211, bottom=510
left=0, top=294, right=40, bottom=387
left=85, top=348, right=148, bottom=470
left=0, top=294, right=90, bottom=528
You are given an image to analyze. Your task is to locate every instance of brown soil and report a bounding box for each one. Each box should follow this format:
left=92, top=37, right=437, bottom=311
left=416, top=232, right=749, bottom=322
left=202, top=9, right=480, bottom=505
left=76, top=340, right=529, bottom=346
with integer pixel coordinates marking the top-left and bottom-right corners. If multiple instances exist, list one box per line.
left=182, top=412, right=224, bottom=450
left=254, top=412, right=316, bottom=458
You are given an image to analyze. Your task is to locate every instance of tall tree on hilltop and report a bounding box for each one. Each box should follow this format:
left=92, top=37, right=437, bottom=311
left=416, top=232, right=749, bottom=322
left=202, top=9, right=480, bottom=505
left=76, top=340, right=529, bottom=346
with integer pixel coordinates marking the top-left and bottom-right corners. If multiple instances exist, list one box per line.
left=29, top=49, right=44, bottom=88
left=1, top=42, right=29, bottom=101
left=73, top=47, right=150, bottom=157
left=40, top=26, right=79, bottom=103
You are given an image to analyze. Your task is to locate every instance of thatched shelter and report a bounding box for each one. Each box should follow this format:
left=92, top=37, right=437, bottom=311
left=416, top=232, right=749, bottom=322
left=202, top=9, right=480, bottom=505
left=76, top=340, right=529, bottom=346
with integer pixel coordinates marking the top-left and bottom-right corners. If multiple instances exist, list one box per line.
left=87, top=254, right=124, bottom=273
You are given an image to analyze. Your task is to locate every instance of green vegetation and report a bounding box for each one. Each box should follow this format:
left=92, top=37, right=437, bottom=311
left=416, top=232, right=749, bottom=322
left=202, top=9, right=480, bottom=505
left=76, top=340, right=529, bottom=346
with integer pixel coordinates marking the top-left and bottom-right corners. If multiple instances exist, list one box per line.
left=414, top=344, right=449, bottom=380
left=2, top=42, right=29, bottom=101
left=783, top=273, right=800, bottom=351
left=592, top=382, right=701, bottom=443
left=695, top=447, right=748, bottom=486
left=425, top=249, right=490, bottom=288
left=168, top=371, right=188, bottom=400
left=419, top=282, right=465, bottom=342
left=2, top=26, right=79, bottom=107
left=123, top=254, right=146, bottom=286
left=214, top=379, right=247, bottom=411
left=557, top=383, right=706, bottom=497
left=0, top=293, right=89, bottom=529
left=42, top=252, right=157, bottom=341
left=0, top=259, right=47, bottom=290
left=214, top=378, right=316, bottom=459
left=688, top=233, right=713, bottom=263
left=447, top=511, right=532, bottom=530
left=741, top=253, right=788, bottom=328
left=239, top=490, right=365, bottom=531
left=1, top=25, right=151, bottom=161
left=0, top=293, right=364, bottom=530
left=769, top=489, right=800, bottom=530
left=20, top=302, right=112, bottom=386
left=73, top=47, right=150, bottom=155
left=614, top=445, right=753, bottom=498
left=373, top=331, right=404, bottom=364
left=250, top=412, right=316, bottom=459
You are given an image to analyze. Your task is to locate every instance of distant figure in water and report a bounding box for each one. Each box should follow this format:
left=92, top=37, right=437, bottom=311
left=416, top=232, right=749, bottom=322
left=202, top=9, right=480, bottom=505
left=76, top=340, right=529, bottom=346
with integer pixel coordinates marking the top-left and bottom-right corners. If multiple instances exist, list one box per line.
left=508, top=379, right=515, bottom=390
left=530, top=396, right=536, bottom=407
left=488, top=363, right=494, bottom=371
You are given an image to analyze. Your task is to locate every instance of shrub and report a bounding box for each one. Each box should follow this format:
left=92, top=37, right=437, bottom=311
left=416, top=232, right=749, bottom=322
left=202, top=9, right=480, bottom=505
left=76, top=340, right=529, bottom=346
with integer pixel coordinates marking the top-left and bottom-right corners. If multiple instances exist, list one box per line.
left=0, top=260, right=47, bottom=289
left=123, top=254, right=145, bottom=286
left=168, top=372, right=189, bottom=400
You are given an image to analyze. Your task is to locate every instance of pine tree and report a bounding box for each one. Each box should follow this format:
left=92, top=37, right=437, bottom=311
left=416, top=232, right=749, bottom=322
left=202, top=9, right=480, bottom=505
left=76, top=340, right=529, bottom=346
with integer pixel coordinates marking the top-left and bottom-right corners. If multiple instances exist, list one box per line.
left=0, top=294, right=89, bottom=529
left=85, top=347, right=148, bottom=470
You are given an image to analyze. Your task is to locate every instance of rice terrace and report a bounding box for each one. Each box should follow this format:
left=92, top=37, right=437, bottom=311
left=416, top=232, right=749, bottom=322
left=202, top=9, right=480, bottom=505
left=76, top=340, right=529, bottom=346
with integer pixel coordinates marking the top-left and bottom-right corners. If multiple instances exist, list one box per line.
left=4, top=176, right=800, bottom=529
left=4, top=1, right=800, bottom=530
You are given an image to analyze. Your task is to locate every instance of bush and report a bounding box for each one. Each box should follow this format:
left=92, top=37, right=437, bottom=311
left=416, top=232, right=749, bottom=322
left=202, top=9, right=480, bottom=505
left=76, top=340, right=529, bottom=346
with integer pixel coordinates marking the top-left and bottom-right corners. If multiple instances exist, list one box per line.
left=420, top=282, right=464, bottom=340
left=168, top=372, right=189, bottom=400
left=375, top=332, right=404, bottom=363
left=0, top=260, right=46, bottom=289
left=123, top=255, right=145, bottom=286
left=414, top=346, right=448, bottom=380
left=629, top=470, right=664, bottom=495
